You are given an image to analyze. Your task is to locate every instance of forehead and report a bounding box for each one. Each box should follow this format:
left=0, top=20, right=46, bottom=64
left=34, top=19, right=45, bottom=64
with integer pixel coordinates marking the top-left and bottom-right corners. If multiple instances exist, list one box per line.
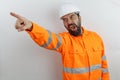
left=61, top=13, right=76, bottom=19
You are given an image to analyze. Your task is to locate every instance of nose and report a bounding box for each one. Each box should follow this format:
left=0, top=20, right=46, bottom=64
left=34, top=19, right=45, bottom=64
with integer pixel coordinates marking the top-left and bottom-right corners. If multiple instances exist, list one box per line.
left=67, top=18, right=73, bottom=24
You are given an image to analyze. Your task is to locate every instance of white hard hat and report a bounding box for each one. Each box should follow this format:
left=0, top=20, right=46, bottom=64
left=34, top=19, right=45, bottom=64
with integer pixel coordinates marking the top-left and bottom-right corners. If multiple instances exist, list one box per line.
left=59, top=4, right=80, bottom=18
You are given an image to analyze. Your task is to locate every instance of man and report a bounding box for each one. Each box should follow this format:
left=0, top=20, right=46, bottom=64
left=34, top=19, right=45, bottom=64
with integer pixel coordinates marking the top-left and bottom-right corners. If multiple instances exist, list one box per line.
left=10, top=4, right=110, bottom=80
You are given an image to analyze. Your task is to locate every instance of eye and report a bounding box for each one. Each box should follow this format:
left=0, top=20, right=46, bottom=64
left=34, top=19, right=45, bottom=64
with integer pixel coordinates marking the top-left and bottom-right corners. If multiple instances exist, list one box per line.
left=71, top=14, right=77, bottom=20
left=62, top=18, right=68, bottom=22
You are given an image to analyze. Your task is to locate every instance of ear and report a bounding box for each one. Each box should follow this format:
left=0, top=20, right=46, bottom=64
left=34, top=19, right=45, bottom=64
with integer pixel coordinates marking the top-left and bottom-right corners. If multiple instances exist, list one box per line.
left=78, top=16, right=81, bottom=22
left=79, top=15, right=81, bottom=19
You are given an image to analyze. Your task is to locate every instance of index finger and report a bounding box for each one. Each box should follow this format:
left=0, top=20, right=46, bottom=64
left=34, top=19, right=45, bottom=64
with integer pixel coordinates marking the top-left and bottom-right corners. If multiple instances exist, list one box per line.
left=10, top=12, right=23, bottom=20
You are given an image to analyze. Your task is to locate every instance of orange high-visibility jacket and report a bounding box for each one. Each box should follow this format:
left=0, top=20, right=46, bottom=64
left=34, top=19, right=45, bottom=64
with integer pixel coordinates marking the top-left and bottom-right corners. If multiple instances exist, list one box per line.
left=27, top=23, right=110, bottom=80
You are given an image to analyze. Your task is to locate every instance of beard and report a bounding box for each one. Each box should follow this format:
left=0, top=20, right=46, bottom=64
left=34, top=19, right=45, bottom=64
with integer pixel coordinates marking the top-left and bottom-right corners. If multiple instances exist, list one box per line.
left=66, top=22, right=82, bottom=36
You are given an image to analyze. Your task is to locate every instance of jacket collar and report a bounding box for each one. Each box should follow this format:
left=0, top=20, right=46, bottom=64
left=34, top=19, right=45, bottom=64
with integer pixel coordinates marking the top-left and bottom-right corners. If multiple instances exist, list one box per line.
left=81, top=27, right=89, bottom=36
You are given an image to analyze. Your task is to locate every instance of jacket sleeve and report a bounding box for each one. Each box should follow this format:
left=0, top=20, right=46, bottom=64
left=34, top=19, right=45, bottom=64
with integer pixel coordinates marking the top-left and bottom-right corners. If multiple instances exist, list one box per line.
left=101, top=41, right=110, bottom=80
left=26, top=22, right=63, bottom=52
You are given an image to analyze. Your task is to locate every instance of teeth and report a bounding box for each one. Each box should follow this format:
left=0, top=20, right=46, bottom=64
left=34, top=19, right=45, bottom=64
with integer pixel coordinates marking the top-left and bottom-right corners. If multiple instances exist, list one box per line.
left=70, top=26, right=75, bottom=29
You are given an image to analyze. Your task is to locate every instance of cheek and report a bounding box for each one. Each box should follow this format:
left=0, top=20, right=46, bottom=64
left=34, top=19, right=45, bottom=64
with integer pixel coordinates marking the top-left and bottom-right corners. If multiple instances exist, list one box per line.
left=74, top=21, right=77, bottom=25
left=73, top=21, right=78, bottom=26
left=74, top=19, right=80, bottom=25
left=64, top=22, right=68, bottom=27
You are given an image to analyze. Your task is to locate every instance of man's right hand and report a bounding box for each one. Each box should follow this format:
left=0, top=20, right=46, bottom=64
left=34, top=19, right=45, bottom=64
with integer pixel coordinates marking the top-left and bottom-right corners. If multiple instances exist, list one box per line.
left=10, top=12, right=32, bottom=32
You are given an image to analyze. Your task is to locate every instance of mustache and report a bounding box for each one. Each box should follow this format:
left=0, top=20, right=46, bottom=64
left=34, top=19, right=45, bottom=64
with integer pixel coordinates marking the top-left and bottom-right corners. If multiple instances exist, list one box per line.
left=68, top=23, right=76, bottom=27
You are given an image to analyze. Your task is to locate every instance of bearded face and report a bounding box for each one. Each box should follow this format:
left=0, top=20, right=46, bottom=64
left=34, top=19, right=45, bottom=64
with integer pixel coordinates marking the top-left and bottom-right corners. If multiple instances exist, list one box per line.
left=62, top=12, right=82, bottom=36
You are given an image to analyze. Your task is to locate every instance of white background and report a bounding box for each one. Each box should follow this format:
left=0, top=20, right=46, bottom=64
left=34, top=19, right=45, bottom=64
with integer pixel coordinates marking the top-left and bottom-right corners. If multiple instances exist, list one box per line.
left=0, top=0, right=120, bottom=80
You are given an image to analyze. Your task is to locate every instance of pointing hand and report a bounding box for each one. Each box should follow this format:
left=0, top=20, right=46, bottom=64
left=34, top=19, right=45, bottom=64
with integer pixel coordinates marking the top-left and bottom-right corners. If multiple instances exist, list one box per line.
left=10, top=12, right=32, bottom=32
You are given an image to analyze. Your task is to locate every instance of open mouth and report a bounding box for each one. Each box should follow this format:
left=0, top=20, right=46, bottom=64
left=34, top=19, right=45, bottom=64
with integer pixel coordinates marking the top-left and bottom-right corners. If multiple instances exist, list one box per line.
left=69, top=25, right=77, bottom=31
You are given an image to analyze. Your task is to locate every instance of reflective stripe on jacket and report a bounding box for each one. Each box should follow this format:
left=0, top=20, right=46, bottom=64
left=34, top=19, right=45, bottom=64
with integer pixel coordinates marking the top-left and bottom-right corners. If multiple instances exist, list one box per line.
left=27, top=23, right=110, bottom=80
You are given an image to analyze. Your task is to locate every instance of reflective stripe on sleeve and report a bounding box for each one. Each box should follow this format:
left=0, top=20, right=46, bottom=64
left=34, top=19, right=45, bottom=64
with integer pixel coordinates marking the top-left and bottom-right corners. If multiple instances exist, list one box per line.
left=52, top=34, right=62, bottom=50
left=41, top=30, right=52, bottom=47
left=40, top=30, right=62, bottom=50
left=102, top=55, right=106, bottom=60
left=102, top=68, right=109, bottom=73
left=98, top=77, right=101, bottom=80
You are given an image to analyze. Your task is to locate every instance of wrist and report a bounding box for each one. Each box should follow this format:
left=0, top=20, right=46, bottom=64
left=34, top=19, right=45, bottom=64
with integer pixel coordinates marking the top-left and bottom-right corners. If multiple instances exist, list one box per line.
left=26, top=22, right=33, bottom=31
left=26, top=23, right=33, bottom=31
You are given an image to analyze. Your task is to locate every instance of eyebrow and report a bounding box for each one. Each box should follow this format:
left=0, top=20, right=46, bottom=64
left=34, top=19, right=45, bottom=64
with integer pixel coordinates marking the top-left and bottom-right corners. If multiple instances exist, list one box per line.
left=62, top=14, right=76, bottom=19
left=70, top=14, right=75, bottom=18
